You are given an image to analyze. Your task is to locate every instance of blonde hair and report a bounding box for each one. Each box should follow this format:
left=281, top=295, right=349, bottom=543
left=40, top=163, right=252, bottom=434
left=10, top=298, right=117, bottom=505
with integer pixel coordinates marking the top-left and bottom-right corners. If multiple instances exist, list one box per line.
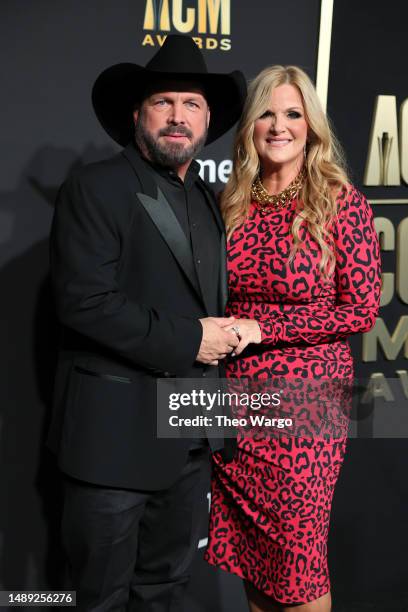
left=222, top=65, right=349, bottom=278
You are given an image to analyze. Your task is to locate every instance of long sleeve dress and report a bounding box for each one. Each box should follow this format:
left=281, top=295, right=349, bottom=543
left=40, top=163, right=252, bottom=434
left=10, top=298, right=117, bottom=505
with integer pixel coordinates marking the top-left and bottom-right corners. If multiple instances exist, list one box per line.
left=204, top=184, right=381, bottom=605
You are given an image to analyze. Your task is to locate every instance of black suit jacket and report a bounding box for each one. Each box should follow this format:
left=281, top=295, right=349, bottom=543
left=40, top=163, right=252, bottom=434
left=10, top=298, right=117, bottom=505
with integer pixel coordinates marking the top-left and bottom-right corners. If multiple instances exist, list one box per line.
left=47, top=142, right=229, bottom=490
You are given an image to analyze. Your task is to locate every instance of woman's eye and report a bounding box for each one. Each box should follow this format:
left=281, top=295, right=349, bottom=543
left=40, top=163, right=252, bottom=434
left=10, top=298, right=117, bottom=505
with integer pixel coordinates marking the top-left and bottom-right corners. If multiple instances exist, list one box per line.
left=259, top=110, right=273, bottom=119
left=288, top=111, right=302, bottom=119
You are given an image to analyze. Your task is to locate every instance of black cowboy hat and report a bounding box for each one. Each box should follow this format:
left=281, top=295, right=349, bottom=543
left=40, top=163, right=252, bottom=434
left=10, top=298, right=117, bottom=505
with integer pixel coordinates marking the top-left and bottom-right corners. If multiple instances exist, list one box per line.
left=92, top=34, right=247, bottom=146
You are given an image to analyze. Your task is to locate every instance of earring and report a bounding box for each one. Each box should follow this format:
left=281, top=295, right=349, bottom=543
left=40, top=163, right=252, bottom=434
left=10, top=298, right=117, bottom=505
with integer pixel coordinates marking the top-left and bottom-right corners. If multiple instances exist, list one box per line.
left=303, top=144, right=307, bottom=158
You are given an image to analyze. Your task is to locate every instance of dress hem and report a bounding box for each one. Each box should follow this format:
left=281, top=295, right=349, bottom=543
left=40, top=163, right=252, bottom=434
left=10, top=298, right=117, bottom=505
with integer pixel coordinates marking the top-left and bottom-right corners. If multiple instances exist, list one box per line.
left=204, top=553, right=331, bottom=606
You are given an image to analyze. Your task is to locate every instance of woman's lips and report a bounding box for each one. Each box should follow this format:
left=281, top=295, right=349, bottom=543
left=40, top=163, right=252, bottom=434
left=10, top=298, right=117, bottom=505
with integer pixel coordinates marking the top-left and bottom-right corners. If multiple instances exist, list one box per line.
left=265, top=139, right=292, bottom=147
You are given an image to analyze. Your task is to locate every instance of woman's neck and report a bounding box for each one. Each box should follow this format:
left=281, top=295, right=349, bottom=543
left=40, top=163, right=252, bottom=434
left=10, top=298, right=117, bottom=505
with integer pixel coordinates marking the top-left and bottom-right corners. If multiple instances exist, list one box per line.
left=261, top=163, right=304, bottom=195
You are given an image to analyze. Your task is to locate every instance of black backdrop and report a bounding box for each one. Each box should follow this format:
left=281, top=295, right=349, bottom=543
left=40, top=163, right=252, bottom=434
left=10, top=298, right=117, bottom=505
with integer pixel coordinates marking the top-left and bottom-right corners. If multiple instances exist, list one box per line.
left=1, top=1, right=407, bottom=610
left=328, top=3, right=408, bottom=609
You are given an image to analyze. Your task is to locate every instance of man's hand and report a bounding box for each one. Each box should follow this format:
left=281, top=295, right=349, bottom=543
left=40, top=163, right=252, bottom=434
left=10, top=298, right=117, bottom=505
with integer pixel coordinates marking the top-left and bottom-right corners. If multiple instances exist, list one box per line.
left=196, top=317, right=239, bottom=365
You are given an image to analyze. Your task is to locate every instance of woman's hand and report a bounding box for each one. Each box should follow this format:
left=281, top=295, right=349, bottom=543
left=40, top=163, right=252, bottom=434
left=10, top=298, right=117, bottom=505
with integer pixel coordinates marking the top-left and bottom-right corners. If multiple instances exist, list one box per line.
left=224, top=319, right=262, bottom=356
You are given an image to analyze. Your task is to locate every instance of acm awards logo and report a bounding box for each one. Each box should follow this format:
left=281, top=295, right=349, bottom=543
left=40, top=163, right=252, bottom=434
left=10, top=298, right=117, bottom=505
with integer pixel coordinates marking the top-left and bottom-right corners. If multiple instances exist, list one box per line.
left=361, top=94, right=408, bottom=403
left=141, top=0, right=231, bottom=50
left=364, top=95, right=408, bottom=186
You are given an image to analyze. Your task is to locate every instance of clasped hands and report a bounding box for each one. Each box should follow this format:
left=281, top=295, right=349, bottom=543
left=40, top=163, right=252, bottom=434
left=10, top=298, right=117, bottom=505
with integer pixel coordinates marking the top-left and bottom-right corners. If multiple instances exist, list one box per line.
left=196, top=317, right=262, bottom=365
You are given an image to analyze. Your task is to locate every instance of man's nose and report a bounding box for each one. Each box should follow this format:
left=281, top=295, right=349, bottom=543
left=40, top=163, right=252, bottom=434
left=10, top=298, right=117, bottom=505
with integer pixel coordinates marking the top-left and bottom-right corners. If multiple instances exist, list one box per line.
left=168, top=101, right=185, bottom=124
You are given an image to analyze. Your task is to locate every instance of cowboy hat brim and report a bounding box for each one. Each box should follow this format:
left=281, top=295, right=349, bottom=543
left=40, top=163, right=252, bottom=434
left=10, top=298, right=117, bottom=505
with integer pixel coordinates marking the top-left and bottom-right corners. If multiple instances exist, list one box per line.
left=91, top=62, right=247, bottom=147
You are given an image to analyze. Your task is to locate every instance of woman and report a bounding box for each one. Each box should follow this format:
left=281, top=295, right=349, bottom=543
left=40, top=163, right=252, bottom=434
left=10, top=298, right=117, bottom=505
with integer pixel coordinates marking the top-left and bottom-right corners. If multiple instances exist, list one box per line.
left=204, top=66, right=381, bottom=611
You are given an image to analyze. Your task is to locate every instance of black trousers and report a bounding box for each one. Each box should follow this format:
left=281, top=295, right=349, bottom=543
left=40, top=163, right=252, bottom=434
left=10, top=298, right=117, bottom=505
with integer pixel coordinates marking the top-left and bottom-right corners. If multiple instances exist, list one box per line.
left=61, top=448, right=210, bottom=611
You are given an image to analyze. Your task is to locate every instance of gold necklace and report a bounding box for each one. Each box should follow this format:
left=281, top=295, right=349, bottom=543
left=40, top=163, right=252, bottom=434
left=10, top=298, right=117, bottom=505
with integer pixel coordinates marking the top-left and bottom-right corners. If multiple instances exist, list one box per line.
left=251, top=168, right=306, bottom=212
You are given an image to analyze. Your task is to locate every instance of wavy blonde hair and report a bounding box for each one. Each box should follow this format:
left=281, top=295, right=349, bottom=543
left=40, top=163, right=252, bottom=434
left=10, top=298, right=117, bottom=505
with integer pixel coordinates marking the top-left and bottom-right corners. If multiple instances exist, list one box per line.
left=222, top=65, right=349, bottom=278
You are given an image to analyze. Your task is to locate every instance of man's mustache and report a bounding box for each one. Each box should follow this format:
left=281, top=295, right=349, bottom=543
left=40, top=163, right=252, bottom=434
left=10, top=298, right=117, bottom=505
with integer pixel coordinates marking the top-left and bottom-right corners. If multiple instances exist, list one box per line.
left=158, top=126, right=193, bottom=139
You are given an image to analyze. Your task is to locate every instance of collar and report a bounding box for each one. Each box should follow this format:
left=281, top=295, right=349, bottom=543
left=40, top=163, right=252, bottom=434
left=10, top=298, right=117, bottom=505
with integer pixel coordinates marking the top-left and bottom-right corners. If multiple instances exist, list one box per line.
left=134, top=143, right=201, bottom=189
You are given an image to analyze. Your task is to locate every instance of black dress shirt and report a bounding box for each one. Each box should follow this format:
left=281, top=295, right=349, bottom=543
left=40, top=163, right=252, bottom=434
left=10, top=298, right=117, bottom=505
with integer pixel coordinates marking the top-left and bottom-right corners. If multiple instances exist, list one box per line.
left=139, top=155, right=221, bottom=318
left=139, top=152, right=223, bottom=448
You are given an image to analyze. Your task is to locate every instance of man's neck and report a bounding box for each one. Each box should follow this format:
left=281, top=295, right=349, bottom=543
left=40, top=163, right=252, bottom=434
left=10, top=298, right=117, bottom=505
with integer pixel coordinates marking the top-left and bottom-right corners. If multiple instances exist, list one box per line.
left=175, top=161, right=191, bottom=182
left=135, top=141, right=192, bottom=182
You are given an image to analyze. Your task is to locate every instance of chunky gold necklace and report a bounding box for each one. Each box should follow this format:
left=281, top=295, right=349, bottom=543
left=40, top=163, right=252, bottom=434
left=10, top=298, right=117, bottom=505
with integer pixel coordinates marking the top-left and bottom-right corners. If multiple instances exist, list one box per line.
left=251, top=168, right=306, bottom=212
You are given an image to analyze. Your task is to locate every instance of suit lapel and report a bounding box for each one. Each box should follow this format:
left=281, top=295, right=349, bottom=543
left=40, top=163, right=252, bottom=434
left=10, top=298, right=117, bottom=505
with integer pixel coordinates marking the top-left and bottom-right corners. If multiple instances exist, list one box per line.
left=196, top=182, right=228, bottom=315
left=136, top=188, right=202, bottom=298
left=122, top=143, right=204, bottom=306
left=196, top=180, right=224, bottom=233
left=219, top=232, right=228, bottom=314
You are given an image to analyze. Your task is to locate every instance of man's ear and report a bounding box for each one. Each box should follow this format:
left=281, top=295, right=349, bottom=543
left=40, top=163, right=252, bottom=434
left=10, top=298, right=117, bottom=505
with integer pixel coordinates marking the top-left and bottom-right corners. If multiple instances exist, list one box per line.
left=206, top=107, right=210, bottom=129
left=133, top=108, right=139, bottom=125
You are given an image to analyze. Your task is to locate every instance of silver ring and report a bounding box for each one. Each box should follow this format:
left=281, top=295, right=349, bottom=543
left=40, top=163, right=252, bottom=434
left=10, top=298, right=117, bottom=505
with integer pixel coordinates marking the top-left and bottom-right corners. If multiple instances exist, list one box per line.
left=231, top=325, right=240, bottom=337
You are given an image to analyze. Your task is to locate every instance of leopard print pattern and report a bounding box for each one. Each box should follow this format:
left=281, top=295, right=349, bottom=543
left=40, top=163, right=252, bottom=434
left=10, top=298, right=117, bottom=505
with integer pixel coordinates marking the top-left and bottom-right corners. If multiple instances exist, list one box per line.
left=204, top=185, right=381, bottom=604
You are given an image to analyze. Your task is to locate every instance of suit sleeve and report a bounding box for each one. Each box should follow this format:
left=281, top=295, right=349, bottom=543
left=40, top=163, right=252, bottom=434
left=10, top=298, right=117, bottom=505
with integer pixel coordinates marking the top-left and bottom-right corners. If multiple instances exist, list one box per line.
left=257, top=188, right=382, bottom=345
left=50, top=172, right=203, bottom=373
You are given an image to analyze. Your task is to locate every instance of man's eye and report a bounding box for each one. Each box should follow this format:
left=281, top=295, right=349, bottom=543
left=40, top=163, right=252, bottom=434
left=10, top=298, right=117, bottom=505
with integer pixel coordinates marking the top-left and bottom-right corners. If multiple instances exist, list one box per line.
left=186, top=101, right=199, bottom=108
left=155, top=100, right=167, bottom=106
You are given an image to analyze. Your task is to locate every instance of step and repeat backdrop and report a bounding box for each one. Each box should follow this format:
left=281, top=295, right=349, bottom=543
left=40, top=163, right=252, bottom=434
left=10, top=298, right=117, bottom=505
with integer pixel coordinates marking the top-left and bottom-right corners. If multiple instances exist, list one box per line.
left=1, top=1, right=407, bottom=610
left=326, top=1, right=408, bottom=608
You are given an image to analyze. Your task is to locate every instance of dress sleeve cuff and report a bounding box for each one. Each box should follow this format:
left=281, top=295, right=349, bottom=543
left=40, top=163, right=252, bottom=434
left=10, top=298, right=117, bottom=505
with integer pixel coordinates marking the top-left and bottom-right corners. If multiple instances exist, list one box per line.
left=257, top=318, right=277, bottom=344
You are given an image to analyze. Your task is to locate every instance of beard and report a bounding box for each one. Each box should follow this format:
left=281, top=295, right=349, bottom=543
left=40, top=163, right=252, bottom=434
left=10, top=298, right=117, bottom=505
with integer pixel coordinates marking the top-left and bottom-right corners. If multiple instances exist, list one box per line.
left=135, top=116, right=208, bottom=168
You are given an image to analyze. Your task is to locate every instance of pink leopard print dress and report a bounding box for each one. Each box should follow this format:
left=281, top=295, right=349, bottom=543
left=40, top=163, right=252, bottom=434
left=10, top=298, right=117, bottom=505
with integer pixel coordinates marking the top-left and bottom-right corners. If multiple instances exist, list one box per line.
left=204, top=185, right=381, bottom=604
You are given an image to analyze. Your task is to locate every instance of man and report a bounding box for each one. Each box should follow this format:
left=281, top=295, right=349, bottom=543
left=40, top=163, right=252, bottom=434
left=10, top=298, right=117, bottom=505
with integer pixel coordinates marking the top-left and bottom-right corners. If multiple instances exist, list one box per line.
left=47, top=35, right=246, bottom=611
